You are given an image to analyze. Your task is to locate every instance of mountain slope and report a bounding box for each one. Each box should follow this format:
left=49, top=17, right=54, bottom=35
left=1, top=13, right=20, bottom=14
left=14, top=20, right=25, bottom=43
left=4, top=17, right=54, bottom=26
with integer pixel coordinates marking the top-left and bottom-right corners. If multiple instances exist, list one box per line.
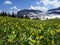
left=47, top=7, right=60, bottom=14
left=17, top=9, right=42, bottom=17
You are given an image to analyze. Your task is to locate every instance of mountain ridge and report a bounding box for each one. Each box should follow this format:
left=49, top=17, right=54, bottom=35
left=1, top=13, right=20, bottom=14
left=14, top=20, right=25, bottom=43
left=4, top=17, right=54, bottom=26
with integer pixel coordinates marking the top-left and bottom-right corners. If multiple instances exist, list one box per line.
left=47, top=7, right=60, bottom=14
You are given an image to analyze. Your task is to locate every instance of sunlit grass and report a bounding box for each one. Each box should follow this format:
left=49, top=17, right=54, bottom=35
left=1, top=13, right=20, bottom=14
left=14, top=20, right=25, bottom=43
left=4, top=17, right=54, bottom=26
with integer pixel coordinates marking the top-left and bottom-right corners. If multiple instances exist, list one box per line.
left=0, top=16, right=60, bottom=45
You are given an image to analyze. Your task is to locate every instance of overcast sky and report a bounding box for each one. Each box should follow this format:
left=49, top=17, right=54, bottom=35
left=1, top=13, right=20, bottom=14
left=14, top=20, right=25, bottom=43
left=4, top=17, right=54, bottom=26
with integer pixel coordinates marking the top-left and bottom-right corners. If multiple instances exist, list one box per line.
left=0, top=0, right=60, bottom=13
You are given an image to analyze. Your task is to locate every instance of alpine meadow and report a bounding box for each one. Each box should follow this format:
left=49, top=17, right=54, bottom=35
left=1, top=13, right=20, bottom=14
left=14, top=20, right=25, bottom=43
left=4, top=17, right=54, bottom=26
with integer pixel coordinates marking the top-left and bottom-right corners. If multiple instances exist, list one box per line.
left=0, top=16, right=60, bottom=45
left=0, top=0, right=60, bottom=45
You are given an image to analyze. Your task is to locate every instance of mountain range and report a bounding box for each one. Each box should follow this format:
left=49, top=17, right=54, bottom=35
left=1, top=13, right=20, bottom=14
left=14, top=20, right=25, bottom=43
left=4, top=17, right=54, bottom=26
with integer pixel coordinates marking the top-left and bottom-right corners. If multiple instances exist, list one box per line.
left=47, top=7, right=60, bottom=14
left=17, top=7, right=60, bottom=20
left=17, top=9, right=42, bottom=17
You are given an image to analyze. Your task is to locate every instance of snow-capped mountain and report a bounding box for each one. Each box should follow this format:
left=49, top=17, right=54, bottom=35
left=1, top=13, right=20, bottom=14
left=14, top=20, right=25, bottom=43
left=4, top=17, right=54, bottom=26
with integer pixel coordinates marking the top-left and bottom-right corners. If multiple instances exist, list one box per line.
left=17, top=9, right=42, bottom=16
left=47, top=7, right=60, bottom=14
left=46, top=7, right=60, bottom=19
left=17, top=7, right=60, bottom=20
left=17, top=9, right=43, bottom=19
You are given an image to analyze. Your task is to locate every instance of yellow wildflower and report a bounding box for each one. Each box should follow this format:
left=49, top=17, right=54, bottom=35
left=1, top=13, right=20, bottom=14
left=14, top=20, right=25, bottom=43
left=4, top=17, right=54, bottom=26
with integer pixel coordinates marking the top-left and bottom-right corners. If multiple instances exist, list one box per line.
left=31, top=40, right=36, bottom=43
left=56, top=30, right=60, bottom=32
left=16, top=22, right=19, bottom=24
left=8, top=38, right=13, bottom=42
left=4, top=23, right=6, bottom=26
left=12, top=28, right=14, bottom=30
left=18, top=26, right=20, bottom=29
left=12, top=31, right=15, bottom=34
left=51, top=40, right=55, bottom=45
left=58, top=25, right=60, bottom=27
left=4, top=28, right=6, bottom=32
left=40, top=36, right=44, bottom=39
left=32, top=33, right=34, bottom=35
left=8, top=22, right=10, bottom=25
left=36, top=35, right=39, bottom=40
left=16, top=25, right=18, bottom=27
left=50, top=30, right=55, bottom=35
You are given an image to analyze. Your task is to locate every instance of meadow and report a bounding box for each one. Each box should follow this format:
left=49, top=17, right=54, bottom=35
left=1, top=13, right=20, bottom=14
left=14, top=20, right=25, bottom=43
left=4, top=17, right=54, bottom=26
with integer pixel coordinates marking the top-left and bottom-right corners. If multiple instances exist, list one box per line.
left=0, top=16, right=60, bottom=45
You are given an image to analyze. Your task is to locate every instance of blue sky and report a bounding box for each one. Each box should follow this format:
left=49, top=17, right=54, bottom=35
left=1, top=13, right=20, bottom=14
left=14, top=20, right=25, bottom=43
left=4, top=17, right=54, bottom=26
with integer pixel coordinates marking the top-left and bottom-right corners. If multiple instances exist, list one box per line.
left=0, top=0, right=38, bottom=12
left=0, top=0, right=60, bottom=13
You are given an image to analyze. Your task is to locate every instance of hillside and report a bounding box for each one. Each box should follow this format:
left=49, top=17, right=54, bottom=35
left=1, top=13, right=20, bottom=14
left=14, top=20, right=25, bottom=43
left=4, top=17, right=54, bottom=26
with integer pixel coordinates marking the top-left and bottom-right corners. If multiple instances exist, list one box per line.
left=0, top=16, right=60, bottom=45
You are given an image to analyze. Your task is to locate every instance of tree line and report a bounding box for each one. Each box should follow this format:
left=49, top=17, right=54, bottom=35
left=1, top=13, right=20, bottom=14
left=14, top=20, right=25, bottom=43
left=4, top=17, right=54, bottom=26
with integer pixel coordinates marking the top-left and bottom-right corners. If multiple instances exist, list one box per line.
left=0, top=11, right=16, bottom=17
left=0, top=11, right=39, bottom=20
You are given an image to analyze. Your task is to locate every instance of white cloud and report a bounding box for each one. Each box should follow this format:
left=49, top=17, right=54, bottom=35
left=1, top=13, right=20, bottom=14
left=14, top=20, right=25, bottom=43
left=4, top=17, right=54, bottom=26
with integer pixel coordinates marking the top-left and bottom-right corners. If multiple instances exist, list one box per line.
left=30, top=0, right=60, bottom=11
left=50, top=0, right=60, bottom=8
left=9, top=6, right=17, bottom=14
left=4, top=0, right=12, bottom=5
left=30, top=5, right=48, bottom=11
left=17, top=9, right=21, bottom=11
left=40, top=0, right=50, bottom=6
left=10, top=6, right=20, bottom=14
left=36, top=2, right=40, bottom=5
left=40, top=0, right=60, bottom=8
left=10, top=6, right=17, bottom=10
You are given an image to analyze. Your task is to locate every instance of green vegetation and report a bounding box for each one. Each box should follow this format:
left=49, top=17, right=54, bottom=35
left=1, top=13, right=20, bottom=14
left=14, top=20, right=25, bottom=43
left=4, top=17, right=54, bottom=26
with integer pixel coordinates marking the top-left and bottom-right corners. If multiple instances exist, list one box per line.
left=0, top=16, right=60, bottom=45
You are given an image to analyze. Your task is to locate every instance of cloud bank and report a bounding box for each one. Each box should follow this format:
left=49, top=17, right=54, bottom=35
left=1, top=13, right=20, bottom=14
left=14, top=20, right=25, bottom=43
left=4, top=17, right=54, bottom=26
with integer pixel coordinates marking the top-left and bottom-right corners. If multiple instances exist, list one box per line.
left=30, top=0, right=60, bottom=11
left=10, top=6, right=17, bottom=10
